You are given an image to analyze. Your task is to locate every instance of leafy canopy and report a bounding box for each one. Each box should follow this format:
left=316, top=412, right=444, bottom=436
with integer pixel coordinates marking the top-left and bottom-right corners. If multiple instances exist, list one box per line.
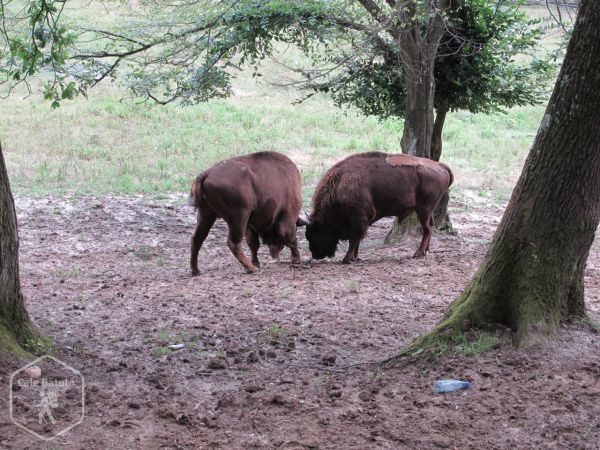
left=0, top=0, right=555, bottom=113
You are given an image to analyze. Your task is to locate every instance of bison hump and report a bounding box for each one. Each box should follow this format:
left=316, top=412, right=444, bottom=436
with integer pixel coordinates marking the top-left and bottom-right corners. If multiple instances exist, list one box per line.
left=385, top=155, right=447, bottom=177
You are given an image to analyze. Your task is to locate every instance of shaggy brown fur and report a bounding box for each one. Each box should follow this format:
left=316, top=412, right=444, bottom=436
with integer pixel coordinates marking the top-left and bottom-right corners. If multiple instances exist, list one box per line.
left=189, top=151, right=302, bottom=275
left=307, top=152, right=453, bottom=263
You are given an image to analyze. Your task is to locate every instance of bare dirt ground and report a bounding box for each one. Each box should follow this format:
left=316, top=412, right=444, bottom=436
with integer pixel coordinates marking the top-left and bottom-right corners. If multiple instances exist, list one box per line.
left=2, top=194, right=600, bottom=449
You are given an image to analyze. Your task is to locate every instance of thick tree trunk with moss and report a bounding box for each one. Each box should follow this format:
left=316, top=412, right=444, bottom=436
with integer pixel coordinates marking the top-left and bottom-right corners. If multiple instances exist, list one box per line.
left=0, top=143, right=36, bottom=356
left=411, top=0, right=600, bottom=347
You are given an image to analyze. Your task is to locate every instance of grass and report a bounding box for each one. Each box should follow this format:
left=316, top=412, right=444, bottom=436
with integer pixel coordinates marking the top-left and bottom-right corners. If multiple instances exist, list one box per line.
left=0, top=4, right=557, bottom=205
left=22, top=335, right=54, bottom=356
left=582, top=315, right=600, bottom=333
left=263, top=324, right=290, bottom=339
left=153, top=346, right=172, bottom=357
left=1, top=77, right=544, bottom=204
left=427, top=330, right=513, bottom=359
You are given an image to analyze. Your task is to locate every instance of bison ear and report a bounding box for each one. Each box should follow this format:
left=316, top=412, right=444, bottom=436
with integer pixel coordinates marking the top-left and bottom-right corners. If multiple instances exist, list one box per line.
left=297, top=209, right=312, bottom=227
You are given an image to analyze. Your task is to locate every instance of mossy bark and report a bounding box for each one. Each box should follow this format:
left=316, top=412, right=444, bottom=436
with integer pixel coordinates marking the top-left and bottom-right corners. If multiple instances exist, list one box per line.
left=406, top=0, right=600, bottom=350
left=0, top=142, right=37, bottom=357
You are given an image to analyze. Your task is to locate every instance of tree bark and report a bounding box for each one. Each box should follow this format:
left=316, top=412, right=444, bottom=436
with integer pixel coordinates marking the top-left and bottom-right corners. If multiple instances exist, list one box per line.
left=409, top=0, right=600, bottom=348
left=386, top=0, right=451, bottom=244
left=430, top=107, right=447, bottom=162
left=431, top=108, right=453, bottom=231
left=400, top=66, right=435, bottom=158
left=0, top=142, right=36, bottom=357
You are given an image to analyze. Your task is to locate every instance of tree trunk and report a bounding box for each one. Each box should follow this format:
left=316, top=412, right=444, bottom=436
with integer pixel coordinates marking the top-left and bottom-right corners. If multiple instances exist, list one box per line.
left=431, top=108, right=453, bottom=231
left=400, top=67, right=434, bottom=158
left=0, top=142, right=36, bottom=357
left=430, top=107, right=447, bottom=162
left=386, top=5, right=451, bottom=243
left=409, top=0, right=600, bottom=348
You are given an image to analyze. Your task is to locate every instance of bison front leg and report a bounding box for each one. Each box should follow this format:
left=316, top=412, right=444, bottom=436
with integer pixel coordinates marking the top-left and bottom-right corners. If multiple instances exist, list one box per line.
left=286, top=237, right=302, bottom=265
left=190, top=212, right=217, bottom=276
left=227, top=225, right=258, bottom=273
left=245, top=228, right=261, bottom=268
left=342, top=238, right=361, bottom=264
left=280, top=218, right=302, bottom=264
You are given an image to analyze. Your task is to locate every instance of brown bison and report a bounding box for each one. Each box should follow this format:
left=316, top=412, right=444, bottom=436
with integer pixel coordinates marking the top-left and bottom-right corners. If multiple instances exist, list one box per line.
left=302, top=152, right=454, bottom=263
left=189, top=151, right=302, bottom=275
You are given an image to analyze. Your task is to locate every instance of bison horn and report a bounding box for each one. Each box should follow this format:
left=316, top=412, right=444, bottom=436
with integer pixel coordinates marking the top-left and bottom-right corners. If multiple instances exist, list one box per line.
left=296, top=209, right=312, bottom=227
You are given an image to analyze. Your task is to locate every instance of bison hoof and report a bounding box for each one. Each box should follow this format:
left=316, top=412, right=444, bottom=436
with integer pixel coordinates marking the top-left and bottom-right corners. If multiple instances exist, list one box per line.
left=245, top=265, right=259, bottom=274
left=413, top=250, right=426, bottom=258
left=341, top=258, right=352, bottom=265
left=191, top=268, right=200, bottom=277
left=291, top=257, right=302, bottom=265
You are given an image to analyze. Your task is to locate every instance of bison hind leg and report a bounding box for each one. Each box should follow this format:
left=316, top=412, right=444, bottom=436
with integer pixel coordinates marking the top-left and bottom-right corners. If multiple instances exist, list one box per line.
left=226, top=220, right=258, bottom=273
left=278, top=217, right=302, bottom=264
left=190, top=211, right=217, bottom=276
left=414, top=209, right=434, bottom=258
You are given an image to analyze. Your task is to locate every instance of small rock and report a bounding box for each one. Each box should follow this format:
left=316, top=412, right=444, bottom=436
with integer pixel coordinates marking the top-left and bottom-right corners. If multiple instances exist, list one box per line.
left=321, top=355, right=336, bottom=366
left=269, top=394, right=287, bottom=405
left=207, top=358, right=227, bottom=370
left=175, top=413, right=190, bottom=425
left=201, top=416, right=218, bottom=428
left=244, top=385, right=262, bottom=393
left=225, top=342, right=240, bottom=356
left=358, top=391, right=372, bottom=402
left=246, top=351, right=259, bottom=363
left=25, top=366, right=42, bottom=379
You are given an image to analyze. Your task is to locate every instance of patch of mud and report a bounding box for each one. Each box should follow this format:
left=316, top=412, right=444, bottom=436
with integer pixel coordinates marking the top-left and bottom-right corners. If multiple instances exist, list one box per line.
left=1, top=194, right=599, bottom=449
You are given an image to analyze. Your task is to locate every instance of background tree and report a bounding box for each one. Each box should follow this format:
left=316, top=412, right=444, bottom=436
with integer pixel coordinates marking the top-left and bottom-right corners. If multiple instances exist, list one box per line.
left=0, top=142, right=37, bottom=356
left=1, top=0, right=553, bottom=235
left=408, top=0, right=600, bottom=349
left=0, top=0, right=66, bottom=356
left=297, top=0, right=555, bottom=231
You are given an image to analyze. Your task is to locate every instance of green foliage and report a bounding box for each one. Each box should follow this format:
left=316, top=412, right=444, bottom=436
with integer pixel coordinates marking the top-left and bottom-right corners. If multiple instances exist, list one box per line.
left=2, top=0, right=556, bottom=113
left=22, top=335, right=53, bottom=355
left=1, top=0, right=78, bottom=106
left=263, top=324, right=290, bottom=339
left=310, top=0, right=557, bottom=118
left=435, top=0, right=556, bottom=114
left=153, top=345, right=172, bottom=356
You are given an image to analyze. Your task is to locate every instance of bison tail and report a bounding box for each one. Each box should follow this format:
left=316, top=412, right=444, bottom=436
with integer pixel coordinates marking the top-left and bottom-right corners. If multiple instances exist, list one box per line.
left=439, top=163, right=454, bottom=187
left=188, top=172, right=207, bottom=209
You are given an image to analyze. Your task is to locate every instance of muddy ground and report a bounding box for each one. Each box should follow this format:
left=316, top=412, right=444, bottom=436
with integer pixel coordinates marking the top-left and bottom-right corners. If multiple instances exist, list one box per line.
left=1, top=194, right=600, bottom=449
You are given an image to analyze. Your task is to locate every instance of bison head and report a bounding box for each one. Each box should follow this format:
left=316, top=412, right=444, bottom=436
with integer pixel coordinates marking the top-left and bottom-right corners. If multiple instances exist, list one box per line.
left=305, top=220, right=339, bottom=260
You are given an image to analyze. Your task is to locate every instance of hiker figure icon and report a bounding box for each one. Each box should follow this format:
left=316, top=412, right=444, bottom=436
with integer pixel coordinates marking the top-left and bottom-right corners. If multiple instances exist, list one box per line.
left=36, top=387, right=59, bottom=425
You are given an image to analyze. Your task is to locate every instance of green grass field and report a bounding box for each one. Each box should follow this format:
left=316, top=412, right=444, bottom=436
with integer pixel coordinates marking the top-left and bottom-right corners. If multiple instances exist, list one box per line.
left=0, top=4, right=559, bottom=204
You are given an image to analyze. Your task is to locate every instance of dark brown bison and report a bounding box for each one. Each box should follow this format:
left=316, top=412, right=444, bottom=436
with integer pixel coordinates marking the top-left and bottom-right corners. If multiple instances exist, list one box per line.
left=189, top=151, right=302, bottom=275
left=302, top=152, right=454, bottom=263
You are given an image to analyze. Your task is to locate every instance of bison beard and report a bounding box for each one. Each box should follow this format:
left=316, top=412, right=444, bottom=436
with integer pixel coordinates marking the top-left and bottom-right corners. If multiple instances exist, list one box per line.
left=305, top=152, right=453, bottom=263
left=189, top=151, right=303, bottom=275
